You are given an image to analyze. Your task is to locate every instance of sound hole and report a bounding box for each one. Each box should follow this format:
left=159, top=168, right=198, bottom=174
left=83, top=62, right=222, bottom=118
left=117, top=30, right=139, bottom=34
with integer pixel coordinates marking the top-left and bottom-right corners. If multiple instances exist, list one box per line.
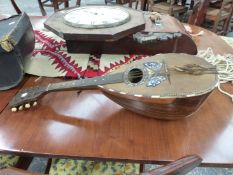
left=128, top=68, right=143, bottom=84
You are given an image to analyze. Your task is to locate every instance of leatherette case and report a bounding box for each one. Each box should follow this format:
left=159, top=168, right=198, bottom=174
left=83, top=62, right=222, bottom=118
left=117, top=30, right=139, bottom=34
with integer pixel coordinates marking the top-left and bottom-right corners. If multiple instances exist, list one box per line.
left=0, top=13, right=35, bottom=90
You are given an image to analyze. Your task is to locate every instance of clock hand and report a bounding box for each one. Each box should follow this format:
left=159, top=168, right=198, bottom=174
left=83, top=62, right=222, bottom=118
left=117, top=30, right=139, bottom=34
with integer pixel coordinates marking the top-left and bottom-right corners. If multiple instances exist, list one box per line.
left=83, top=10, right=98, bottom=15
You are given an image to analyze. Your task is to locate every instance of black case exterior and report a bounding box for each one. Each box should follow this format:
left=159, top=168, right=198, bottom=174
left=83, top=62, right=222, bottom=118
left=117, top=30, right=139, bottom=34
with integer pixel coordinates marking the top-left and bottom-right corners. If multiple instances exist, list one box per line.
left=0, top=13, right=35, bottom=90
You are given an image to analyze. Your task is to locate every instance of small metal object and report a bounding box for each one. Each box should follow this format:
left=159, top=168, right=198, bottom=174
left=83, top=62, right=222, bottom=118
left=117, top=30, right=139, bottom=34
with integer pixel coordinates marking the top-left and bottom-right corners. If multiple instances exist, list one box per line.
left=19, top=105, right=24, bottom=111
left=133, top=32, right=182, bottom=44
left=154, top=21, right=162, bottom=28
left=11, top=107, right=17, bottom=112
left=25, top=103, right=31, bottom=108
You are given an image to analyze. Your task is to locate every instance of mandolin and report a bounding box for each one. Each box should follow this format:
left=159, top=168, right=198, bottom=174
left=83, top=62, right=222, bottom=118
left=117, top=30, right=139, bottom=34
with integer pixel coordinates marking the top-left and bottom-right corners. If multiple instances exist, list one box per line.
left=9, top=53, right=218, bottom=120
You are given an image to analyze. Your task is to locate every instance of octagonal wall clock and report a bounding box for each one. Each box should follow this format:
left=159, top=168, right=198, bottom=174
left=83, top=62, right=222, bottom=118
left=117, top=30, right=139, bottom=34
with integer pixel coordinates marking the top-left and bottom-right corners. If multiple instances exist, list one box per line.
left=63, top=6, right=131, bottom=29
left=44, top=5, right=197, bottom=55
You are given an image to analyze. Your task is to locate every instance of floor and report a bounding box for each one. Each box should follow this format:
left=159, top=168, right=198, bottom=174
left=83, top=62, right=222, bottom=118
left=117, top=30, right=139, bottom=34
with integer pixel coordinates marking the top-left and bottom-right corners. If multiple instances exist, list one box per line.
left=1, top=0, right=233, bottom=174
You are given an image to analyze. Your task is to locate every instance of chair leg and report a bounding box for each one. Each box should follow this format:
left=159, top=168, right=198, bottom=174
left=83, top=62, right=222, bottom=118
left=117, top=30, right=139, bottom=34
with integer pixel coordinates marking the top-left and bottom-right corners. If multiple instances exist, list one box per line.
left=223, top=17, right=231, bottom=34
left=64, top=0, right=69, bottom=8
left=128, top=0, right=133, bottom=8
left=139, top=164, right=144, bottom=173
left=37, top=0, right=47, bottom=16
left=15, top=156, right=33, bottom=170
left=10, top=0, right=22, bottom=14
left=212, top=20, right=219, bottom=33
left=53, top=0, right=60, bottom=11
left=45, top=158, right=52, bottom=174
left=135, top=0, right=139, bottom=9
left=76, top=0, right=81, bottom=6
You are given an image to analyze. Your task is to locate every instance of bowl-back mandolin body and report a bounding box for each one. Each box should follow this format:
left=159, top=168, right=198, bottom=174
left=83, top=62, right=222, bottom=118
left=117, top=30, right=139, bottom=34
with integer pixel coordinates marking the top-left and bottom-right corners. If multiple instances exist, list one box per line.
left=100, top=54, right=218, bottom=119
left=102, top=90, right=210, bottom=120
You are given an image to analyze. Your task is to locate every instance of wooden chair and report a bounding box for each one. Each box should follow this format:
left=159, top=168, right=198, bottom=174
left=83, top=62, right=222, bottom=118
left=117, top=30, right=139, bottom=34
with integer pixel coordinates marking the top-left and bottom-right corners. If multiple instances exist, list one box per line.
left=10, top=0, right=69, bottom=16
left=204, top=0, right=233, bottom=34
left=10, top=0, right=22, bottom=14
left=188, top=0, right=209, bottom=26
left=104, top=0, right=136, bottom=8
left=37, top=0, right=69, bottom=16
left=148, top=0, right=188, bottom=16
left=116, top=0, right=134, bottom=8
left=0, top=154, right=33, bottom=170
left=0, top=155, right=202, bottom=175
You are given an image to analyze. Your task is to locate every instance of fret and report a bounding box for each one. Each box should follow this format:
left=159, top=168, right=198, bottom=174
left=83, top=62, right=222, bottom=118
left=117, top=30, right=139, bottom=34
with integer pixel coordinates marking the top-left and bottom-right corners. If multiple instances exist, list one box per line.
left=47, top=73, right=124, bottom=92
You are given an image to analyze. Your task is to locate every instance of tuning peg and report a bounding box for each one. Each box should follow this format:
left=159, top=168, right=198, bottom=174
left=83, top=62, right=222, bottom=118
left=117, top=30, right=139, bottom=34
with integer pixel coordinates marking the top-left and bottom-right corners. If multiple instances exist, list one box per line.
left=11, top=107, right=18, bottom=112
left=33, top=101, right=37, bottom=107
left=18, top=105, right=24, bottom=111
left=25, top=103, right=31, bottom=109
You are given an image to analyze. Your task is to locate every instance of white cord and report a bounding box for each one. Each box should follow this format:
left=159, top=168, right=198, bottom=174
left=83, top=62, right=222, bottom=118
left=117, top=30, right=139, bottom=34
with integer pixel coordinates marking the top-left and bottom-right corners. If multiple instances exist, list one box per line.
left=197, top=48, right=233, bottom=101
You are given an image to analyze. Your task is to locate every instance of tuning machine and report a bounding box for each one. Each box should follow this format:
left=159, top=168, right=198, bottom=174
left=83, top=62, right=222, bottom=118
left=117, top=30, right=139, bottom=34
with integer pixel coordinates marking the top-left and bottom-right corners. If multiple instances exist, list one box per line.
left=19, top=105, right=24, bottom=111
left=11, top=101, right=38, bottom=112
left=11, top=107, right=18, bottom=112
left=25, top=103, right=31, bottom=108
left=33, top=101, right=38, bottom=107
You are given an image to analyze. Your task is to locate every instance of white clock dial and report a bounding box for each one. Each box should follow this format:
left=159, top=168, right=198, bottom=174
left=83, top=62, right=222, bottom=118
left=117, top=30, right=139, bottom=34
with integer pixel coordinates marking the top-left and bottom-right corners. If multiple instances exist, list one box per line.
left=63, top=6, right=130, bottom=29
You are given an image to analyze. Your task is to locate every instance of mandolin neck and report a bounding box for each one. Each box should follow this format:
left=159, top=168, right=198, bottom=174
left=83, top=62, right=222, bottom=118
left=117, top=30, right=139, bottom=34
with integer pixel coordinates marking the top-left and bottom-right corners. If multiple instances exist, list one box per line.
left=45, top=72, right=124, bottom=92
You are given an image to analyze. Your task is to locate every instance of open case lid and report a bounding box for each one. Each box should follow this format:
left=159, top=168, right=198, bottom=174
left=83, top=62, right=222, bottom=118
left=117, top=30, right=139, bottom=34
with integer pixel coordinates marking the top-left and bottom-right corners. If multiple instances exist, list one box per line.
left=0, top=13, right=35, bottom=90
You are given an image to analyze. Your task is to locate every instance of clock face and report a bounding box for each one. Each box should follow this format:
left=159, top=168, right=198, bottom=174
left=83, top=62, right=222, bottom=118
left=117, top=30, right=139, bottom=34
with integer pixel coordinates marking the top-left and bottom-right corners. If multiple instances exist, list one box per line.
left=63, top=6, right=130, bottom=29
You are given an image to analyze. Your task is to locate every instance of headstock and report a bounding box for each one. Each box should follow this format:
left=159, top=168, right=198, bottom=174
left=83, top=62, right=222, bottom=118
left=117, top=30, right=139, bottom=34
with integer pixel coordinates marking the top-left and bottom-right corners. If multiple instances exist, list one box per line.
left=9, top=86, right=47, bottom=112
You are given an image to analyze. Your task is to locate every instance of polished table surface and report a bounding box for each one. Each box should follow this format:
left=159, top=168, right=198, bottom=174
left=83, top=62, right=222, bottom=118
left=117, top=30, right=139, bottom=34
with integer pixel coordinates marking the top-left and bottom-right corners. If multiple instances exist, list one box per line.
left=0, top=16, right=233, bottom=167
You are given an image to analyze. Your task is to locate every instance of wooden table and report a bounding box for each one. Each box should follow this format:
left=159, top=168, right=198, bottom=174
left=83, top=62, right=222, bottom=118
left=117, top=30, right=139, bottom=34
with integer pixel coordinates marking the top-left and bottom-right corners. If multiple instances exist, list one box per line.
left=0, top=16, right=233, bottom=167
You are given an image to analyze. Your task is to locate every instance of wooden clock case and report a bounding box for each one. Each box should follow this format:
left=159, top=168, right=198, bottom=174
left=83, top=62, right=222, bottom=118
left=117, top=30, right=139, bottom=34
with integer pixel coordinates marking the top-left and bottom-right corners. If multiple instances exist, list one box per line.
left=44, top=6, right=197, bottom=55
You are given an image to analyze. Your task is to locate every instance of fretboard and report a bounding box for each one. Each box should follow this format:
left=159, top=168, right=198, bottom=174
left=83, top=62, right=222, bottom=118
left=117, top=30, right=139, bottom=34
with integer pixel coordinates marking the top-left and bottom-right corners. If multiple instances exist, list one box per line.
left=46, top=72, right=124, bottom=92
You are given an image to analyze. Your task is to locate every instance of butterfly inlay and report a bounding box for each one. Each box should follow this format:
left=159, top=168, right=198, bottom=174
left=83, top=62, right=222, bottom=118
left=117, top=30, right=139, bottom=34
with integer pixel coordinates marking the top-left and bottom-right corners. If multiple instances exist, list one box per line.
left=144, top=61, right=168, bottom=87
